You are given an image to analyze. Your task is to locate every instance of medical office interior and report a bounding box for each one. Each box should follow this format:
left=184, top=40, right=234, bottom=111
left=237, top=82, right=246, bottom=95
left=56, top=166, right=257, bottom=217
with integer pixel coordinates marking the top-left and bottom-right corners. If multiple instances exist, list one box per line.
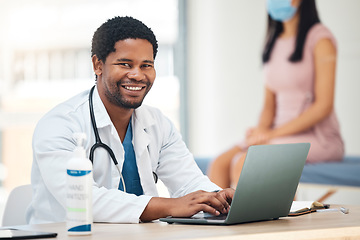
left=0, top=0, right=359, bottom=222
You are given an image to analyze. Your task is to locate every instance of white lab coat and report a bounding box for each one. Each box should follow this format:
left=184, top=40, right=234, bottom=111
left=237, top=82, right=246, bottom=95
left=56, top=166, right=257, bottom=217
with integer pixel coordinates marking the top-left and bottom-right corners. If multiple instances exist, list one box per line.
left=26, top=87, right=220, bottom=224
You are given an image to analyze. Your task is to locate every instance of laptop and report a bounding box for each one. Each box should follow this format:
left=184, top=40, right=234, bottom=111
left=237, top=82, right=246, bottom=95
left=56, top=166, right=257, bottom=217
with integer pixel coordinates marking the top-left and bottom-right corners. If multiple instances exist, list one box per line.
left=160, top=143, right=310, bottom=225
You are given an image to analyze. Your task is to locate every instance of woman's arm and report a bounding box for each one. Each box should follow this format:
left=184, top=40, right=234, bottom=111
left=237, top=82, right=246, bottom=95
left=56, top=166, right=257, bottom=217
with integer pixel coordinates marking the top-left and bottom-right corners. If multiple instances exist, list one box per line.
left=257, top=87, right=276, bottom=130
left=246, top=87, right=276, bottom=145
left=270, top=38, right=337, bottom=139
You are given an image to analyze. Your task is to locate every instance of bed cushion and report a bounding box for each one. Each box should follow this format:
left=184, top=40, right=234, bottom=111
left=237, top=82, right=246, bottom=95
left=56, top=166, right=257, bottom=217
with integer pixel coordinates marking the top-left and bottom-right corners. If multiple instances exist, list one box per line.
left=194, top=156, right=360, bottom=187
left=299, top=156, right=360, bottom=187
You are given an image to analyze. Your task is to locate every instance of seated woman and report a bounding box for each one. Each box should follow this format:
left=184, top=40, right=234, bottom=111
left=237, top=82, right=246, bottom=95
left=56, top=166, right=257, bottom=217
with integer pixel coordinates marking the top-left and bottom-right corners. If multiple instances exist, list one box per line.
left=208, top=0, right=344, bottom=189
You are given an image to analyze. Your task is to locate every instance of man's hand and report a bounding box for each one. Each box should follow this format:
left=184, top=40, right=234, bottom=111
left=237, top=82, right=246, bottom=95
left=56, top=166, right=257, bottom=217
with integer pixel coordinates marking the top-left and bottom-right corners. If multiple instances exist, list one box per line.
left=140, top=188, right=235, bottom=222
left=217, top=188, right=234, bottom=206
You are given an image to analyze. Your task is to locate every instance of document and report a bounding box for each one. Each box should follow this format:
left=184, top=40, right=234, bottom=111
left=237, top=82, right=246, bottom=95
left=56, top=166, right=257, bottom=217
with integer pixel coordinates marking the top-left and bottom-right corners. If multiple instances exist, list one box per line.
left=289, top=201, right=327, bottom=216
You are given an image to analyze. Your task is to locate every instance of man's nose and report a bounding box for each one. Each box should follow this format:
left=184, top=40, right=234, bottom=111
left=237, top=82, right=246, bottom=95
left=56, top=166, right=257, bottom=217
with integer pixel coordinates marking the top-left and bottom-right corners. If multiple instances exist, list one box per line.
left=127, top=67, right=145, bottom=81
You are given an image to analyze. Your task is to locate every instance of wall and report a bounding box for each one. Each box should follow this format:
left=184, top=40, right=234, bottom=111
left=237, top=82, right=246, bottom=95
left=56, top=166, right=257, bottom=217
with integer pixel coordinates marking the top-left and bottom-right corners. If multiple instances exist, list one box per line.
left=187, top=0, right=360, bottom=157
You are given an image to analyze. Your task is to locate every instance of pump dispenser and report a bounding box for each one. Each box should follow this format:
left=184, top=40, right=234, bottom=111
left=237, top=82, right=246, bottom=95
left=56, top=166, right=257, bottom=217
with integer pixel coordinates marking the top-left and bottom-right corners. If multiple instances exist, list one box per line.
left=66, top=133, right=93, bottom=235
left=73, top=133, right=86, bottom=158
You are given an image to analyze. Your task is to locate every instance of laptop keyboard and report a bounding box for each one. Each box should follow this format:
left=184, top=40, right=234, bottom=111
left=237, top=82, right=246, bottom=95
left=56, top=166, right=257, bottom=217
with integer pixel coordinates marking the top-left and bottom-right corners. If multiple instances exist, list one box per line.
left=191, top=212, right=228, bottom=220
left=204, top=214, right=228, bottom=220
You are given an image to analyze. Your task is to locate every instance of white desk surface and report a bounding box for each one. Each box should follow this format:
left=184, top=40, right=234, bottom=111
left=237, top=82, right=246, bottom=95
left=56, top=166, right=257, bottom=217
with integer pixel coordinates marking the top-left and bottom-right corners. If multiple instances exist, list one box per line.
left=6, top=205, right=360, bottom=240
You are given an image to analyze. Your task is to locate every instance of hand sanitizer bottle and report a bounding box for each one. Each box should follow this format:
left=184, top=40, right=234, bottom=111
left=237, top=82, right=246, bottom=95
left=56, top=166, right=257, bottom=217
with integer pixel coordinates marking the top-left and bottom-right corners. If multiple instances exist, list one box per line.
left=66, top=133, right=93, bottom=235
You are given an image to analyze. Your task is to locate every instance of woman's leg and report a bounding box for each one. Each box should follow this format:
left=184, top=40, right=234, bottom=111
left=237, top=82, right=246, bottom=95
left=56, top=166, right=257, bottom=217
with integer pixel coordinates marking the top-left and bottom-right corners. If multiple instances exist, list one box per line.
left=230, top=152, right=247, bottom=188
left=207, top=146, right=242, bottom=188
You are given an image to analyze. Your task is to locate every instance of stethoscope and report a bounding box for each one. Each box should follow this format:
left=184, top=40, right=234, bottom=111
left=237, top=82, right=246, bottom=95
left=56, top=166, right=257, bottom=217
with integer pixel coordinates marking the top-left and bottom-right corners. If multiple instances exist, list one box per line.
left=88, top=85, right=158, bottom=193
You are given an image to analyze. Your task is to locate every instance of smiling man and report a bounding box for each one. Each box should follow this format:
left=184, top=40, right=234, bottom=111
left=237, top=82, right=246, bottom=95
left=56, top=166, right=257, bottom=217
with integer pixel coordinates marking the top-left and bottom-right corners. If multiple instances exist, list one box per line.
left=26, top=16, right=234, bottom=224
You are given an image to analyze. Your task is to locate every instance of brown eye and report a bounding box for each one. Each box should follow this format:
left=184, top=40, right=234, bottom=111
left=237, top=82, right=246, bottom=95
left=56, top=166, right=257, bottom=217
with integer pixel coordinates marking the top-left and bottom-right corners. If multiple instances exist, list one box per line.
left=114, top=63, right=131, bottom=68
left=142, top=63, right=154, bottom=69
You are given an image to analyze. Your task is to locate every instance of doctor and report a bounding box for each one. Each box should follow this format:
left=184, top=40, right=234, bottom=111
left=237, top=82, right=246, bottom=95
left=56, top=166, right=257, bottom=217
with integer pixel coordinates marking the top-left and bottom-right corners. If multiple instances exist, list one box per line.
left=26, top=16, right=234, bottom=224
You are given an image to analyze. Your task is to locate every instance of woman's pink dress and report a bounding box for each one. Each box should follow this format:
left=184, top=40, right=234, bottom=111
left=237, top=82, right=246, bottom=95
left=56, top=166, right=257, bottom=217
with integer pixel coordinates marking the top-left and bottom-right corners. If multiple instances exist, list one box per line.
left=239, top=24, right=344, bottom=163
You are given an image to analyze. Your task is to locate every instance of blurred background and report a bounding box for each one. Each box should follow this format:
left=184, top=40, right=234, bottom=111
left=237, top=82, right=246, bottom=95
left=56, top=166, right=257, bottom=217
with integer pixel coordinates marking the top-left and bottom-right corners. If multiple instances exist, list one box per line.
left=0, top=0, right=359, bottom=220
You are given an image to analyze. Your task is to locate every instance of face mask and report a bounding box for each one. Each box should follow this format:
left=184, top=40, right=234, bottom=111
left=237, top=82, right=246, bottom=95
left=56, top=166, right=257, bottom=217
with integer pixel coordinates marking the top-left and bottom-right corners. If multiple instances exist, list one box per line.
left=267, top=0, right=297, bottom=22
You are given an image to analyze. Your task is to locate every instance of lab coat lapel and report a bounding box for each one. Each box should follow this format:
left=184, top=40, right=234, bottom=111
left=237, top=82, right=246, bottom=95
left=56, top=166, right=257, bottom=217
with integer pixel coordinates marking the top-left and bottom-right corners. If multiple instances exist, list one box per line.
left=132, top=108, right=159, bottom=196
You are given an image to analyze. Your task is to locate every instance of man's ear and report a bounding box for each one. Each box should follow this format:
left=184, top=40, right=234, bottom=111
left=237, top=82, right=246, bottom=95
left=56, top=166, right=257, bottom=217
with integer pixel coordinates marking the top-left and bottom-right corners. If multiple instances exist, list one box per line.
left=92, top=55, right=103, bottom=77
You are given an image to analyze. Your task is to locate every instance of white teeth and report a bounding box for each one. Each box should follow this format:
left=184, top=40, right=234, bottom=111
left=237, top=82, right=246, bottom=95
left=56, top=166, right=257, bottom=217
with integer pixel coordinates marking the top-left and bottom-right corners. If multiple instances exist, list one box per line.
left=125, top=86, right=142, bottom=91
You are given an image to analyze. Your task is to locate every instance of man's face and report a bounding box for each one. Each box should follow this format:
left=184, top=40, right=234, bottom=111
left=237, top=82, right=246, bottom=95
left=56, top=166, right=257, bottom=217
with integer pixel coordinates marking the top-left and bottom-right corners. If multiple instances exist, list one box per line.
left=95, top=38, right=156, bottom=109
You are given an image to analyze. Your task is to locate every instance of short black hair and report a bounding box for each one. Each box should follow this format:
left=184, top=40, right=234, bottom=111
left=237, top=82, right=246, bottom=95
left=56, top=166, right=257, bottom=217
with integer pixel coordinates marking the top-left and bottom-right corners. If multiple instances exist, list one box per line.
left=91, top=16, right=158, bottom=63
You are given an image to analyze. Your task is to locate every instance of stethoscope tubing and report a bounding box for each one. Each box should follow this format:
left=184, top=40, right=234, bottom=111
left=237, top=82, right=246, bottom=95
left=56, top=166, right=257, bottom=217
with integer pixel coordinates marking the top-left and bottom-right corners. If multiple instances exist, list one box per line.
left=88, top=85, right=158, bottom=191
left=89, top=85, right=126, bottom=192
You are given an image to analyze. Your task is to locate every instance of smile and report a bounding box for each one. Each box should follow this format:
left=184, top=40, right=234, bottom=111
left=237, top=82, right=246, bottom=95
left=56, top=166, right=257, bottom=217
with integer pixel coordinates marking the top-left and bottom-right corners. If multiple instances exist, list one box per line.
left=124, top=86, right=144, bottom=91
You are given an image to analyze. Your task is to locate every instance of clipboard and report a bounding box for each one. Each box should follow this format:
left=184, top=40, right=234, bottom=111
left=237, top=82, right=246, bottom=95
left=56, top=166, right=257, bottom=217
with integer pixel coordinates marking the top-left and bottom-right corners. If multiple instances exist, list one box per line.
left=0, top=229, right=57, bottom=239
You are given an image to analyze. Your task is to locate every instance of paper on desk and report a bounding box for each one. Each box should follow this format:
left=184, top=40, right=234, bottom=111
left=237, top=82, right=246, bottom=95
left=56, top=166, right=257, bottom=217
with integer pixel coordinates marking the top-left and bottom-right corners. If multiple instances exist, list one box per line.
left=290, top=201, right=324, bottom=212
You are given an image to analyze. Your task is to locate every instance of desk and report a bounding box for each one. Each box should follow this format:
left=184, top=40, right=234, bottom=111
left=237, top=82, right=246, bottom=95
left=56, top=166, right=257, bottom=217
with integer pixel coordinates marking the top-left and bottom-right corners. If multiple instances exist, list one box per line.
left=9, top=205, right=360, bottom=240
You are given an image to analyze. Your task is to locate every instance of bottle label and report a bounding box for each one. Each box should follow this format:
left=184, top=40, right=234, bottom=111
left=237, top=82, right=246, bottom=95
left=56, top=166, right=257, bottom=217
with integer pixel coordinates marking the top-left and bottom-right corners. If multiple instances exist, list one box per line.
left=67, top=170, right=92, bottom=177
left=66, top=169, right=93, bottom=233
left=68, top=224, right=91, bottom=232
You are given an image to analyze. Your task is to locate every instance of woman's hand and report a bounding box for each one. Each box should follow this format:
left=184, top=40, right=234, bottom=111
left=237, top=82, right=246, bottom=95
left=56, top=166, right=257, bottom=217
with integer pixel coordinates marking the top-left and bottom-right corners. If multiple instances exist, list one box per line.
left=245, top=127, right=272, bottom=146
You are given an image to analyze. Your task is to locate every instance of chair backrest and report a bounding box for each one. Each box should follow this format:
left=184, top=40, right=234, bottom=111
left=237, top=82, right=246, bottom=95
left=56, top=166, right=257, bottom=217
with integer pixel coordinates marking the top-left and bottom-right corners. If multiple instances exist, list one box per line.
left=2, top=184, right=32, bottom=226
